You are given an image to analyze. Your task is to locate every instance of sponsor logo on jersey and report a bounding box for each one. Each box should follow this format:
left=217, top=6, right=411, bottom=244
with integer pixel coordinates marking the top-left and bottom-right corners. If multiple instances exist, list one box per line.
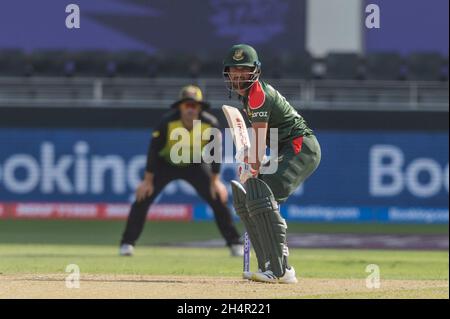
left=251, top=111, right=268, bottom=118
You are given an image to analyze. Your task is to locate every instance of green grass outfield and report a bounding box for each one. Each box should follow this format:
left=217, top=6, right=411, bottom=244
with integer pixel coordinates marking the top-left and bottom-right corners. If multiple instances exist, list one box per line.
left=0, top=219, right=447, bottom=246
left=0, top=220, right=448, bottom=298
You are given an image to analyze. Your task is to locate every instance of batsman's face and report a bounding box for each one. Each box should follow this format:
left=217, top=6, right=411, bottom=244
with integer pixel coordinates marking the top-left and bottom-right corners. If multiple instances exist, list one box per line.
left=227, top=66, right=255, bottom=96
left=179, top=101, right=201, bottom=122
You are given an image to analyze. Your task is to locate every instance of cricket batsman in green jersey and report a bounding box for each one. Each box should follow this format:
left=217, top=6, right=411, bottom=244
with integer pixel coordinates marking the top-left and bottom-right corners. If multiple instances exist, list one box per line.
left=223, top=44, right=322, bottom=283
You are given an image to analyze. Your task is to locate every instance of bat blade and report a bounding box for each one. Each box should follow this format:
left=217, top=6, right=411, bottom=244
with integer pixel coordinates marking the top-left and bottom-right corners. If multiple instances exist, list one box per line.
left=222, top=104, right=251, bottom=274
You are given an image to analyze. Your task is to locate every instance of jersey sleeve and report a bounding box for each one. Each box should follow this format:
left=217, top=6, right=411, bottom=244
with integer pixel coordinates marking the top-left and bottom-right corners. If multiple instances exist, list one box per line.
left=247, top=81, right=272, bottom=123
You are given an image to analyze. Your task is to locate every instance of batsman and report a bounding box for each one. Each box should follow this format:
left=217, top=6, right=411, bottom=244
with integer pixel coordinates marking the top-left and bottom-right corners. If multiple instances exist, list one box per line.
left=223, top=44, right=321, bottom=283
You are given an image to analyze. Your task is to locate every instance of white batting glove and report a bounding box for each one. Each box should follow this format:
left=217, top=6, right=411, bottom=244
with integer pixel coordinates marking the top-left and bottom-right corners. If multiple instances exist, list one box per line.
left=235, top=146, right=249, bottom=163
left=238, top=162, right=258, bottom=184
left=236, top=147, right=269, bottom=166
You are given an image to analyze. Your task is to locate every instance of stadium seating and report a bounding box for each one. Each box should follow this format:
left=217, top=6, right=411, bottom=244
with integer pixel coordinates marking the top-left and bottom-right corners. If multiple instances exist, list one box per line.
left=0, top=49, right=449, bottom=82
left=0, top=49, right=31, bottom=76
left=365, top=52, right=406, bottom=81
left=407, top=52, right=446, bottom=81
left=440, top=57, right=449, bottom=82
left=71, top=50, right=112, bottom=77
left=324, top=53, right=365, bottom=80
left=110, top=50, right=155, bottom=78
left=29, top=50, right=75, bottom=77
left=281, top=52, right=313, bottom=79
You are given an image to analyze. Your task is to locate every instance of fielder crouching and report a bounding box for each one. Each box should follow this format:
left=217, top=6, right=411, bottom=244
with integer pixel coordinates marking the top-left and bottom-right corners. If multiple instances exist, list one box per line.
left=119, top=85, right=243, bottom=257
left=223, top=44, right=322, bottom=283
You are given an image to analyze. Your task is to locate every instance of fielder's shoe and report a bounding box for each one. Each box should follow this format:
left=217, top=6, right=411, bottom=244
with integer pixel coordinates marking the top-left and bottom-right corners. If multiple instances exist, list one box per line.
left=119, top=244, right=134, bottom=256
left=251, top=266, right=298, bottom=284
left=229, top=244, right=244, bottom=257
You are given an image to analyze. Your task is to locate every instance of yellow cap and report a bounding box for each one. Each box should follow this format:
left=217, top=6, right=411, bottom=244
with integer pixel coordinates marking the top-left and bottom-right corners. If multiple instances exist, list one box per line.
left=171, top=85, right=210, bottom=109
left=179, top=85, right=203, bottom=102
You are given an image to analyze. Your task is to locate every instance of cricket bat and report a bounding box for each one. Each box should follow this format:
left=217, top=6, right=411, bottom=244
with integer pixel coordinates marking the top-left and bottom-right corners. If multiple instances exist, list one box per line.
left=222, top=105, right=251, bottom=274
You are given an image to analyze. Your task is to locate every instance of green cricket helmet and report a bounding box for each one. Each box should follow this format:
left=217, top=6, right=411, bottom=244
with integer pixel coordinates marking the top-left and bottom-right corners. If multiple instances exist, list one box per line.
left=170, top=85, right=210, bottom=110
left=223, top=44, right=261, bottom=92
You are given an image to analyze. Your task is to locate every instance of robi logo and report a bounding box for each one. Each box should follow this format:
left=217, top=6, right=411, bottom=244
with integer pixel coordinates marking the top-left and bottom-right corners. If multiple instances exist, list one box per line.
left=369, top=145, right=449, bottom=198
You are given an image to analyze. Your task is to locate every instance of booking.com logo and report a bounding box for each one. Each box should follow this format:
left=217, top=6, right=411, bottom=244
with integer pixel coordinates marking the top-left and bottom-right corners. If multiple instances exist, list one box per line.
left=0, top=141, right=145, bottom=195
left=0, top=141, right=247, bottom=199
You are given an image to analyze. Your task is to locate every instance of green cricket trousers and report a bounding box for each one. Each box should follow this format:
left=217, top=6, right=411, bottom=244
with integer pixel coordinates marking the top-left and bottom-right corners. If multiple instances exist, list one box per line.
left=259, top=134, right=321, bottom=204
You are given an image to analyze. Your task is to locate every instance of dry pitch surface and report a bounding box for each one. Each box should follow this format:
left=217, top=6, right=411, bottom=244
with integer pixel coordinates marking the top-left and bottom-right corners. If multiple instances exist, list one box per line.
left=1, top=274, right=448, bottom=299
left=1, top=221, right=448, bottom=299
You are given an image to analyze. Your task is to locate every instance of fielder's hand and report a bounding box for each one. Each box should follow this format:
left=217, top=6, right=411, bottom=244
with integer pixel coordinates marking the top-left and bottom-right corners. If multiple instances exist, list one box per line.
left=136, top=180, right=154, bottom=202
left=210, top=179, right=228, bottom=203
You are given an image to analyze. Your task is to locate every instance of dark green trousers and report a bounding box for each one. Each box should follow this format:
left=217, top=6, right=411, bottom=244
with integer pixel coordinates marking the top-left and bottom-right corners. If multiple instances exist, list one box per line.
left=259, top=135, right=321, bottom=203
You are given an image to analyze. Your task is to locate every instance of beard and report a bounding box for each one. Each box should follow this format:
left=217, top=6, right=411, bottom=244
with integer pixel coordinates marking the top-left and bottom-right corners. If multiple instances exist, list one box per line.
left=231, top=78, right=251, bottom=91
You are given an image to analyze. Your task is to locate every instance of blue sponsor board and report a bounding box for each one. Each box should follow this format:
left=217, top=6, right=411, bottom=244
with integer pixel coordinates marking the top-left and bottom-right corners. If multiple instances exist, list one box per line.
left=193, top=205, right=448, bottom=224
left=0, top=128, right=448, bottom=223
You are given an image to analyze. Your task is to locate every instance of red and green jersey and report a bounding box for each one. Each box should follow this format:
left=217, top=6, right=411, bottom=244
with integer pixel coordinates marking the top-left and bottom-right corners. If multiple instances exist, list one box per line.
left=242, top=80, right=313, bottom=145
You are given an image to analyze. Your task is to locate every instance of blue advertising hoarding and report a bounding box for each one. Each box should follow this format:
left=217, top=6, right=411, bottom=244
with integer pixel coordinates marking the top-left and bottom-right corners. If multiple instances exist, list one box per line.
left=0, top=128, right=448, bottom=223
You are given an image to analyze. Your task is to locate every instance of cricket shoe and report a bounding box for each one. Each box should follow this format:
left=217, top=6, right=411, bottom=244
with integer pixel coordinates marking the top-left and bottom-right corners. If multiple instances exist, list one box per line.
left=119, top=244, right=134, bottom=256
left=251, top=267, right=298, bottom=284
left=229, top=244, right=244, bottom=257
left=243, top=271, right=252, bottom=280
left=243, top=268, right=262, bottom=280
